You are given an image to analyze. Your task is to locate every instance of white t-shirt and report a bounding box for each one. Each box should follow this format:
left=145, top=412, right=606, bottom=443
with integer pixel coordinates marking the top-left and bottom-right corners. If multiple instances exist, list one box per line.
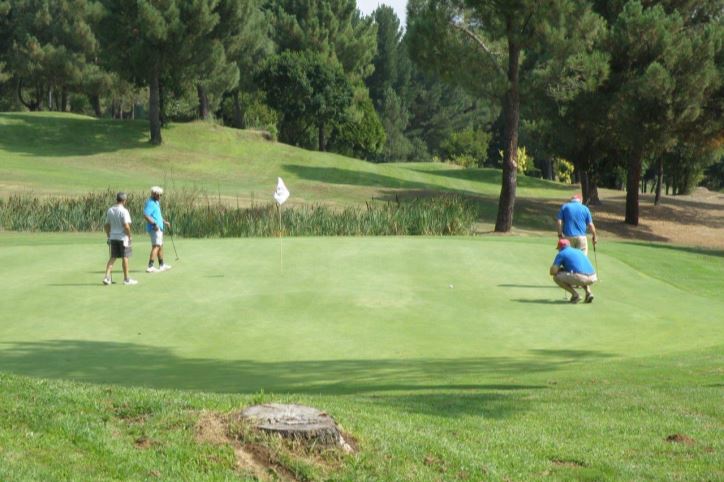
left=106, top=204, right=132, bottom=243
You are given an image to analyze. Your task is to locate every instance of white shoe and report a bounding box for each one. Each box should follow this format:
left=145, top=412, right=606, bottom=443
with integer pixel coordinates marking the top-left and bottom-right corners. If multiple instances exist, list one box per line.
left=103, top=277, right=112, bottom=285
left=124, top=278, right=138, bottom=285
left=159, top=264, right=172, bottom=271
left=146, top=266, right=158, bottom=273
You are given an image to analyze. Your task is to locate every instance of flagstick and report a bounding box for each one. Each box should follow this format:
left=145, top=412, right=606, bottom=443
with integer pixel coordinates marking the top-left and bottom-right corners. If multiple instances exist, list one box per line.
left=278, top=203, right=283, bottom=272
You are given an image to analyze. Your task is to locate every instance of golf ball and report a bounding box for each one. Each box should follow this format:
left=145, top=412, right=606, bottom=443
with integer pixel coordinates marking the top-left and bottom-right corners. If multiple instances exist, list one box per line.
left=449, top=284, right=454, bottom=289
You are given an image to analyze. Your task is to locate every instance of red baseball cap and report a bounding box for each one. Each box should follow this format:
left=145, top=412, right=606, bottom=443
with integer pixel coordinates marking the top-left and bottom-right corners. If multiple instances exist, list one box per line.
left=557, top=238, right=571, bottom=250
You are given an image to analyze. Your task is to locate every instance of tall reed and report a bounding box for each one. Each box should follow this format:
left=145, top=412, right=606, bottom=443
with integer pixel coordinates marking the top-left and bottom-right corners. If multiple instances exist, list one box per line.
left=0, top=190, right=477, bottom=237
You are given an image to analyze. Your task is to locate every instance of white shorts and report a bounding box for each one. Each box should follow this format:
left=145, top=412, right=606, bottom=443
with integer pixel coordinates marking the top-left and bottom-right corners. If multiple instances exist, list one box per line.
left=150, top=229, right=164, bottom=246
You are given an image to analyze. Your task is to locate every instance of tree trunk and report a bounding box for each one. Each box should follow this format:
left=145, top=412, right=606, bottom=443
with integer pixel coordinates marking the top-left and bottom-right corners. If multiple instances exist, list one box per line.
left=625, top=158, right=642, bottom=225
left=197, top=84, right=210, bottom=120
left=318, top=123, right=326, bottom=151
left=17, top=79, right=39, bottom=111
left=149, top=65, right=162, bottom=145
left=654, top=157, right=664, bottom=205
left=542, top=158, right=553, bottom=180
left=159, top=79, right=166, bottom=127
left=574, top=159, right=590, bottom=203
left=233, top=90, right=244, bottom=128
left=89, top=94, right=102, bottom=117
left=61, top=88, right=68, bottom=112
left=35, top=84, right=44, bottom=110
left=588, top=182, right=601, bottom=205
left=494, top=36, right=520, bottom=233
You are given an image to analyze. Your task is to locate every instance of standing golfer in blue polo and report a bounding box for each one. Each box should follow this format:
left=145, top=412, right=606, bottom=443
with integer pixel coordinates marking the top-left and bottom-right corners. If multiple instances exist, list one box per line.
left=550, top=238, right=597, bottom=303
left=143, top=186, right=172, bottom=273
left=556, top=194, right=598, bottom=256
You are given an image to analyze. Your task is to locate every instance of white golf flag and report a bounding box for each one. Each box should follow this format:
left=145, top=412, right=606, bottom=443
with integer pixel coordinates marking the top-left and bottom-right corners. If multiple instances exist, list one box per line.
left=274, top=177, right=290, bottom=205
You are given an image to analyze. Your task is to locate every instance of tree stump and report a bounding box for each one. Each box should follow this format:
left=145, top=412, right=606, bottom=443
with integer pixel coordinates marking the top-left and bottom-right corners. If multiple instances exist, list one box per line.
left=239, top=403, right=352, bottom=451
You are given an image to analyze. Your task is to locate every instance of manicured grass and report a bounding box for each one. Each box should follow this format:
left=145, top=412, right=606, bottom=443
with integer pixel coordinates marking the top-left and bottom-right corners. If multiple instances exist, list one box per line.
left=0, top=233, right=722, bottom=480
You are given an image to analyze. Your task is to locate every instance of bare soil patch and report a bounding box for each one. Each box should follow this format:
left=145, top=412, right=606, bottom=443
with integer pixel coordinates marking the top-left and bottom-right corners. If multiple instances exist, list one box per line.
left=519, top=187, right=724, bottom=249
left=666, top=433, right=696, bottom=445
left=550, top=458, right=587, bottom=468
left=134, top=436, right=157, bottom=449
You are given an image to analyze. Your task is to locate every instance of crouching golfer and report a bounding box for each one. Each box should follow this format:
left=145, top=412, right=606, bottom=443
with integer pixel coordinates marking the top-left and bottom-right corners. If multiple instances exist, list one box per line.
left=143, top=186, right=172, bottom=272
left=103, top=192, right=138, bottom=285
left=550, top=238, right=597, bottom=303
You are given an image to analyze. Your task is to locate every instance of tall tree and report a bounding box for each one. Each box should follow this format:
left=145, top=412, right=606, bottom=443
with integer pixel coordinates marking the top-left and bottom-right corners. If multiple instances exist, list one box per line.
left=367, top=5, right=409, bottom=107
left=256, top=51, right=353, bottom=151
left=524, top=10, right=610, bottom=204
left=229, top=0, right=273, bottom=128
left=599, top=1, right=722, bottom=224
left=407, top=0, right=605, bottom=232
left=365, top=6, right=418, bottom=161
left=4, top=0, right=101, bottom=111
left=268, top=0, right=377, bottom=81
left=99, top=0, right=220, bottom=144
left=0, top=1, right=10, bottom=86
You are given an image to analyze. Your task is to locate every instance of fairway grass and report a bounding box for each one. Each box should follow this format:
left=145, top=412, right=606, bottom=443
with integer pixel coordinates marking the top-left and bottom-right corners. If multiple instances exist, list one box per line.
left=0, top=233, right=722, bottom=480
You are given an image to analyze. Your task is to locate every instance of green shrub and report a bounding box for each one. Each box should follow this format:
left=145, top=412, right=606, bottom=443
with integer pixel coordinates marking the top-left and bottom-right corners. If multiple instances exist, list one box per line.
left=442, top=128, right=490, bottom=167
left=555, top=157, right=575, bottom=184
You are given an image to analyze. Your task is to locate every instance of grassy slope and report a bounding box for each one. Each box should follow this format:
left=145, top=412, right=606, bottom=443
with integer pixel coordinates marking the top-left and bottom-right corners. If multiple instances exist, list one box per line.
left=0, top=112, right=572, bottom=214
left=0, top=233, right=722, bottom=480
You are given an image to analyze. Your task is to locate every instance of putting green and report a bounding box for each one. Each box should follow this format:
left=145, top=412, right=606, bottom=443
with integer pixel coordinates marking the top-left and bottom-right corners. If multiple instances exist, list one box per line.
left=0, top=233, right=722, bottom=394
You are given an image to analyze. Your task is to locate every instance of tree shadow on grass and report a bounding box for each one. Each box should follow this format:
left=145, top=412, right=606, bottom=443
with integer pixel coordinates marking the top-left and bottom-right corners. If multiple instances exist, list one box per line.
left=412, top=167, right=574, bottom=192
left=0, top=113, right=151, bottom=157
left=0, top=340, right=614, bottom=417
left=0, top=340, right=612, bottom=394
left=283, top=164, right=434, bottom=190
left=617, top=241, right=724, bottom=258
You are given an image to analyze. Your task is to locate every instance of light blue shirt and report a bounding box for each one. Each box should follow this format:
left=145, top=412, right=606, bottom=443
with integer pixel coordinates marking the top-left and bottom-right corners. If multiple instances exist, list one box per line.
left=553, top=247, right=595, bottom=275
left=556, top=200, right=592, bottom=237
left=143, top=198, right=164, bottom=233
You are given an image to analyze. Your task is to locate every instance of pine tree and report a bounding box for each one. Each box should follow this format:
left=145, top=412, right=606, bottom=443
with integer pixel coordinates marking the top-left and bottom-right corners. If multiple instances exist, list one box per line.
left=408, top=0, right=605, bottom=232
left=228, top=0, right=273, bottom=128
left=268, top=0, right=377, bottom=80
left=98, top=0, right=220, bottom=144
left=4, top=0, right=101, bottom=111
left=598, top=1, right=722, bottom=224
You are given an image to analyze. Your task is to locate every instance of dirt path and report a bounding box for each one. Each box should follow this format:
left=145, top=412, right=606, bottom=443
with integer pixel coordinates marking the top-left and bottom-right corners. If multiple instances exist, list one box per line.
left=589, top=187, right=724, bottom=250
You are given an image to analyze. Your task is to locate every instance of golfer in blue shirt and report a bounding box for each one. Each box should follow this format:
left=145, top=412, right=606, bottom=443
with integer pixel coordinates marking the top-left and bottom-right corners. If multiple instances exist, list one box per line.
left=556, top=194, right=598, bottom=256
left=143, top=186, right=172, bottom=272
left=550, top=238, right=597, bottom=303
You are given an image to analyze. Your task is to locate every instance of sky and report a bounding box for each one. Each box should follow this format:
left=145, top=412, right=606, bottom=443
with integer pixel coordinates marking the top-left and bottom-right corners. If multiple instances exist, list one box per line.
left=357, top=0, right=407, bottom=27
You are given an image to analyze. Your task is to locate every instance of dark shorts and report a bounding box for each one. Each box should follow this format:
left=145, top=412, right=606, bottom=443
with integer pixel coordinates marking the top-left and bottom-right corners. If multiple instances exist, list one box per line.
left=109, top=240, right=132, bottom=258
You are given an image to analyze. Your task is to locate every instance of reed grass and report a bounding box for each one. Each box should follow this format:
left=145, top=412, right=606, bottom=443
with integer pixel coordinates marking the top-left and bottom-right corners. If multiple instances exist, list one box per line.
left=0, top=190, right=476, bottom=237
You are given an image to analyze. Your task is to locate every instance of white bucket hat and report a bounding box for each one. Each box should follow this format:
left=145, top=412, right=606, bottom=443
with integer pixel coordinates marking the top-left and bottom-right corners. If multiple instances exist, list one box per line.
left=150, top=186, right=164, bottom=195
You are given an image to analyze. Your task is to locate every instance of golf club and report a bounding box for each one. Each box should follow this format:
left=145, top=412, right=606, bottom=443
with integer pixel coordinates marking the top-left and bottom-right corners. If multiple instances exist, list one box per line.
left=169, top=223, right=179, bottom=261
left=107, top=240, right=112, bottom=284
left=593, top=240, right=599, bottom=280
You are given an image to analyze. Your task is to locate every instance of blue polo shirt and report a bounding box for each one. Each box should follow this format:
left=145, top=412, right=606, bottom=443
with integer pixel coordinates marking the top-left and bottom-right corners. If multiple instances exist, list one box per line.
left=553, top=246, right=595, bottom=275
left=557, top=200, right=592, bottom=236
left=143, top=198, right=164, bottom=233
